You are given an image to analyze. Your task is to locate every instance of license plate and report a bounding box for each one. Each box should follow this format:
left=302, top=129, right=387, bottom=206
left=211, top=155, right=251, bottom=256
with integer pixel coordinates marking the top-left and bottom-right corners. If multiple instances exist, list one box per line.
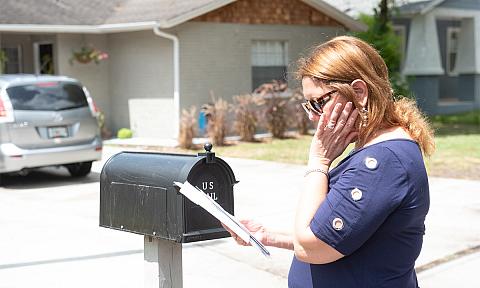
left=48, top=126, right=68, bottom=138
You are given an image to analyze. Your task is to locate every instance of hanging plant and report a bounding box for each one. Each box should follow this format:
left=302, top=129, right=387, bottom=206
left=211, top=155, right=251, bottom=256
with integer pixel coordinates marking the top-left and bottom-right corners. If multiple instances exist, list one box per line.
left=70, top=45, right=108, bottom=65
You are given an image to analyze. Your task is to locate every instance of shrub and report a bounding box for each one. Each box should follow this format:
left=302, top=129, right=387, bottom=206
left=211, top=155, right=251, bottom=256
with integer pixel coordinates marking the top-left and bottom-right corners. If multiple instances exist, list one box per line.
left=354, top=0, right=412, bottom=98
left=231, top=94, right=260, bottom=142
left=178, top=106, right=197, bottom=149
left=289, top=89, right=311, bottom=135
left=202, top=95, right=229, bottom=146
left=117, top=128, right=133, bottom=139
left=431, top=110, right=480, bottom=125
left=255, top=80, right=289, bottom=139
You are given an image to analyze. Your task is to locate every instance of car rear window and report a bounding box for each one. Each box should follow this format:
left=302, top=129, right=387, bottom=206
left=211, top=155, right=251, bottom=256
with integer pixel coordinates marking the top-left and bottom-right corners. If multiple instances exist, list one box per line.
left=6, top=82, right=88, bottom=111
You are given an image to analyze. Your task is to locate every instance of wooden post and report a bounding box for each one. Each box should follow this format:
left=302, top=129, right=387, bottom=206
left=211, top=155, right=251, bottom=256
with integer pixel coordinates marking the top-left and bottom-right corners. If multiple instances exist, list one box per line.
left=144, top=236, right=183, bottom=288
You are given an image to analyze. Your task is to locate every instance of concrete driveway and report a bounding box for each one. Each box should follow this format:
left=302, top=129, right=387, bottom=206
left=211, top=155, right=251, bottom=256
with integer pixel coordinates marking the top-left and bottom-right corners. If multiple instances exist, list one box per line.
left=0, top=146, right=478, bottom=287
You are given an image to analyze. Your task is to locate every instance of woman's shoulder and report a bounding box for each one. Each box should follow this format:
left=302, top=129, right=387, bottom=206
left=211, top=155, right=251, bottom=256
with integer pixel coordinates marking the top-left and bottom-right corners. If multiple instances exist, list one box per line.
left=334, top=139, right=422, bottom=175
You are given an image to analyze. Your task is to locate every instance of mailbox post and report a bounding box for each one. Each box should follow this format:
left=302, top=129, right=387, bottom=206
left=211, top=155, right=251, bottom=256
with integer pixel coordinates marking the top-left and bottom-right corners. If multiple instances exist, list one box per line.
left=100, top=144, right=237, bottom=287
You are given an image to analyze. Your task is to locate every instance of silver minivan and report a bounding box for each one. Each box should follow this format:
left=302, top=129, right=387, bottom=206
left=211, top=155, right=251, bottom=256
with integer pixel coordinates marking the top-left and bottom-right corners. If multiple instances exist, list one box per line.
left=0, top=74, right=102, bottom=183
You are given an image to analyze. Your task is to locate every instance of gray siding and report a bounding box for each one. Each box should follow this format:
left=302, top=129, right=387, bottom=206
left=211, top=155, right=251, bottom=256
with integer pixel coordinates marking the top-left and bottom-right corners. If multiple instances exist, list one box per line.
left=57, top=34, right=111, bottom=128
left=107, top=30, right=174, bottom=133
left=173, top=22, right=345, bottom=112
left=441, top=0, right=480, bottom=10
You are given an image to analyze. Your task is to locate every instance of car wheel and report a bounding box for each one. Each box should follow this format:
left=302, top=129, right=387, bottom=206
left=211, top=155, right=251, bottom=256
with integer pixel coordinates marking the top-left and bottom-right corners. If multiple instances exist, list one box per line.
left=66, top=161, right=92, bottom=177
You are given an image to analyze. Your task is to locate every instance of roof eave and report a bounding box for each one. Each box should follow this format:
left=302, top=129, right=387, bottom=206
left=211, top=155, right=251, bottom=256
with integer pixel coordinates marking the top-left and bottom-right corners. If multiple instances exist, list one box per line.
left=302, top=0, right=367, bottom=31
left=420, top=0, right=445, bottom=15
left=0, top=21, right=158, bottom=34
left=158, top=0, right=236, bottom=29
left=159, top=0, right=367, bottom=31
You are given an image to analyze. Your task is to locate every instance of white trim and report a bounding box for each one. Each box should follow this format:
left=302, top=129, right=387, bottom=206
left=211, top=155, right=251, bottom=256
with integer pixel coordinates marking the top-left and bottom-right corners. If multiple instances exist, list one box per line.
left=420, top=0, right=446, bottom=15
left=0, top=22, right=158, bottom=33
left=153, top=27, right=180, bottom=139
left=158, top=0, right=236, bottom=28
left=301, top=0, right=367, bottom=31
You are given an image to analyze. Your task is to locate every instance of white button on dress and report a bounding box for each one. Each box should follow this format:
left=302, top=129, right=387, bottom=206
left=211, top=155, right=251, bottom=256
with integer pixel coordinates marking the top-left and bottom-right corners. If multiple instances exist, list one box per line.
left=332, top=217, right=344, bottom=231
left=365, top=157, right=378, bottom=169
left=351, top=188, right=363, bottom=201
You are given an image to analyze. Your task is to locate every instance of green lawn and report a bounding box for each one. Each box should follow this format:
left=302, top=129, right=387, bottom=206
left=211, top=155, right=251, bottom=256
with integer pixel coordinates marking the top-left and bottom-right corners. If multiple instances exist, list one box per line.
left=426, top=124, right=480, bottom=179
left=168, top=123, right=480, bottom=180
left=112, top=122, right=480, bottom=180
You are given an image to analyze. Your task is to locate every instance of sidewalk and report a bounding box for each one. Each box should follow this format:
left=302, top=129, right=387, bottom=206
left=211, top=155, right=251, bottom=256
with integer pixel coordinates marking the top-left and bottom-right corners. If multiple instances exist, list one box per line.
left=103, top=145, right=480, bottom=287
left=0, top=145, right=478, bottom=287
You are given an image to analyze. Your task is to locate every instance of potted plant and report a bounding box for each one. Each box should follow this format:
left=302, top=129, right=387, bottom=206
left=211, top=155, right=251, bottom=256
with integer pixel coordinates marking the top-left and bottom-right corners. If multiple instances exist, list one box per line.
left=70, top=45, right=108, bottom=65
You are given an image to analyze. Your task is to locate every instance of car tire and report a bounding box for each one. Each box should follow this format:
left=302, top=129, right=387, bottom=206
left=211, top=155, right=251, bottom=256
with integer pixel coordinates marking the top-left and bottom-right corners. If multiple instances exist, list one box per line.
left=66, top=161, right=92, bottom=177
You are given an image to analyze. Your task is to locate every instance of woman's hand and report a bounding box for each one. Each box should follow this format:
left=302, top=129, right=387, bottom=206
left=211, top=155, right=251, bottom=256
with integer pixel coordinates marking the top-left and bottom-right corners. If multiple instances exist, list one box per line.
left=222, top=219, right=268, bottom=246
left=223, top=220, right=294, bottom=250
left=308, top=102, right=359, bottom=168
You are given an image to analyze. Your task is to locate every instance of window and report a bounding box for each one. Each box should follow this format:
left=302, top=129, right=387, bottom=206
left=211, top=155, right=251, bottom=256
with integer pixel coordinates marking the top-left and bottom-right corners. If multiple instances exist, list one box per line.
left=2, top=46, right=22, bottom=74
left=7, top=82, right=88, bottom=111
left=251, top=40, right=288, bottom=91
left=446, top=27, right=461, bottom=76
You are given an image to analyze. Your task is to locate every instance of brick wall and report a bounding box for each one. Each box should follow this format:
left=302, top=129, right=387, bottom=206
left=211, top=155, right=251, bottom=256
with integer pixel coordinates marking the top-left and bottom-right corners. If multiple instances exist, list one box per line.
left=192, top=0, right=344, bottom=27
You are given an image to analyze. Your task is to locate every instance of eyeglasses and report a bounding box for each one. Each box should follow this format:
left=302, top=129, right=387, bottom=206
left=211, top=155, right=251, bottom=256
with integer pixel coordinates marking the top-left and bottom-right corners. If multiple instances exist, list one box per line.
left=301, top=90, right=336, bottom=115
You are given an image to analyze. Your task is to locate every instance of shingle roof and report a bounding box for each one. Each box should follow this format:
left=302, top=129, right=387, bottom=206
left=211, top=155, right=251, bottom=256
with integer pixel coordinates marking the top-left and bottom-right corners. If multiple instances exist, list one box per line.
left=0, top=0, right=366, bottom=31
left=0, top=0, right=223, bottom=25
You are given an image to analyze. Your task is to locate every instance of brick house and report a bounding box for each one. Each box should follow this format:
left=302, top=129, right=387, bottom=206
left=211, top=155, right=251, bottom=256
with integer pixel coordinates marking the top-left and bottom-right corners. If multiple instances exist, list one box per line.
left=0, top=0, right=366, bottom=139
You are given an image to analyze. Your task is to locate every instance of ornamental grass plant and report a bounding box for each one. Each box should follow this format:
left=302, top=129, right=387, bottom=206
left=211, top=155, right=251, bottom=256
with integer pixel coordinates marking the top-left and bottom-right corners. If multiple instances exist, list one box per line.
left=255, top=80, right=289, bottom=139
left=289, top=89, right=311, bottom=135
left=178, top=106, right=197, bottom=149
left=231, top=94, right=260, bottom=142
left=203, top=95, right=229, bottom=146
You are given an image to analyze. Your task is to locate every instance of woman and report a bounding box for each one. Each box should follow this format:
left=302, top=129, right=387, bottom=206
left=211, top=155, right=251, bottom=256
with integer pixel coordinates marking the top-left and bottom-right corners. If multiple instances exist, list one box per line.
left=226, top=36, right=434, bottom=287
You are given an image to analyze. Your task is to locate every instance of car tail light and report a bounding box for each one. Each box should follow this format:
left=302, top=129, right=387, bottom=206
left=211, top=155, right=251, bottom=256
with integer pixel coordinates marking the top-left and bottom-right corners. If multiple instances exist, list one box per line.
left=82, top=87, right=99, bottom=117
left=0, top=97, right=7, bottom=117
left=0, top=91, right=14, bottom=123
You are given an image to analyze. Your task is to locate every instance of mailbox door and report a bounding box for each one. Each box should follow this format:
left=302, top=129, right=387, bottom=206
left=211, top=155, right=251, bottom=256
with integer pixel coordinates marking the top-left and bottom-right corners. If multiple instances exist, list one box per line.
left=184, top=161, right=234, bottom=240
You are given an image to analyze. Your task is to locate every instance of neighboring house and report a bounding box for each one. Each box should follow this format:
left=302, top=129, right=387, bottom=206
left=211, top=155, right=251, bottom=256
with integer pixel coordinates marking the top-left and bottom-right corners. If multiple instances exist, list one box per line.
left=393, top=0, right=480, bottom=115
left=0, top=0, right=365, bottom=139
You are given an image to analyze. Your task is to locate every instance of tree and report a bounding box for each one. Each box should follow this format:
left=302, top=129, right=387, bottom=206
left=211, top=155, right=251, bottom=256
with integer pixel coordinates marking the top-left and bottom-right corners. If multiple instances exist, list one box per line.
left=354, top=0, right=411, bottom=98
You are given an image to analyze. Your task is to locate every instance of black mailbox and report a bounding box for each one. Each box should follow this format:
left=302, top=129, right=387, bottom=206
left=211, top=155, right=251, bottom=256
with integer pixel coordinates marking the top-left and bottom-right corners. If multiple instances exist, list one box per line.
left=99, top=145, right=237, bottom=243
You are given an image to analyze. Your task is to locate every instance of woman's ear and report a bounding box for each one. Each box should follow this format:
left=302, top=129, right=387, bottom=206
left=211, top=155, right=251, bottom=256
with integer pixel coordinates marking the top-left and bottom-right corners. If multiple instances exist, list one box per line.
left=351, top=79, right=368, bottom=107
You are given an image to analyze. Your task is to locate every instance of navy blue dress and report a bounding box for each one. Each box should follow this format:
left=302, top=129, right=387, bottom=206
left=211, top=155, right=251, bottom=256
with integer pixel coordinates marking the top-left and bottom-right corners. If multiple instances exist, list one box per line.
left=288, top=139, right=429, bottom=288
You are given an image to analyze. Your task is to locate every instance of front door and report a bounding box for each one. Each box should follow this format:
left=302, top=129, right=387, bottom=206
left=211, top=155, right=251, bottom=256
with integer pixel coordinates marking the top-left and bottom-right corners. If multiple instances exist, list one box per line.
left=33, top=42, right=55, bottom=75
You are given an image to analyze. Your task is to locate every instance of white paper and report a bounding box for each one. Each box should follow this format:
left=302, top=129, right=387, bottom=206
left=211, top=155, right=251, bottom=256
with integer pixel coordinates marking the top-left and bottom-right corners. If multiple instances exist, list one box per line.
left=173, top=181, right=270, bottom=257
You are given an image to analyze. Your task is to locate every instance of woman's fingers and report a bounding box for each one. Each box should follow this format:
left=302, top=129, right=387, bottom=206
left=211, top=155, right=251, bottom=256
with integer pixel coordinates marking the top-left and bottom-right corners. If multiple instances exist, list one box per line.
left=325, top=103, right=343, bottom=131
left=223, top=221, right=252, bottom=246
left=338, top=107, right=358, bottom=137
left=333, top=102, right=352, bottom=133
left=314, top=112, right=326, bottom=138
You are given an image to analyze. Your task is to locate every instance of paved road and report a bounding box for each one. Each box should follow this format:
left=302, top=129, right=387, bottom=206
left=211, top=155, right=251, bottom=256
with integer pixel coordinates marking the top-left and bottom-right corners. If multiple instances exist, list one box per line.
left=0, top=146, right=478, bottom=287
